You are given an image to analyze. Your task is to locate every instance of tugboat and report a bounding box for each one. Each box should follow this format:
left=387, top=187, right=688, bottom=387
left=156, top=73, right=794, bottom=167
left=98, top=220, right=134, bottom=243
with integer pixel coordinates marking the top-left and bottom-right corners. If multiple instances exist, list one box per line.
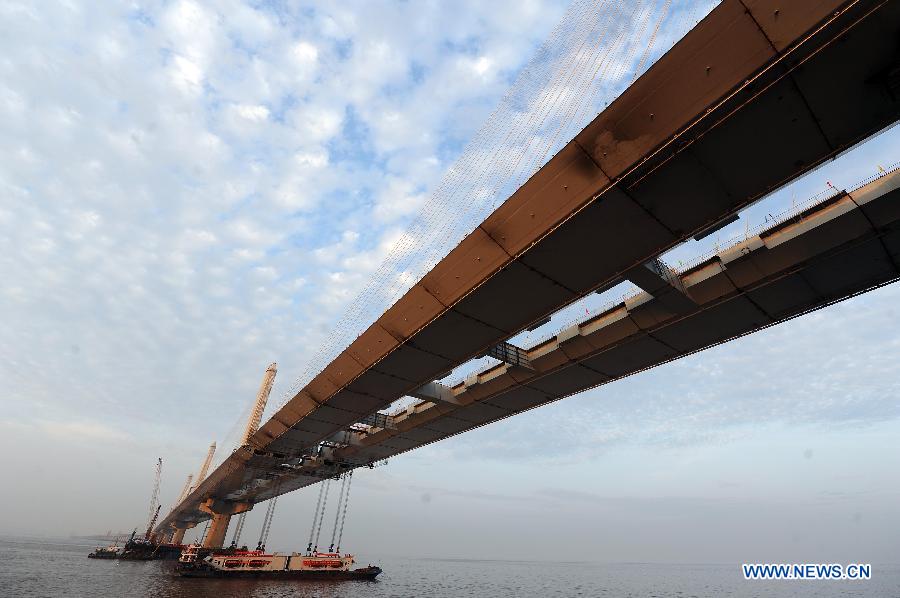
left=175, top=544, right=381, bottom=580
left=87, top=544, right=123, bottom=559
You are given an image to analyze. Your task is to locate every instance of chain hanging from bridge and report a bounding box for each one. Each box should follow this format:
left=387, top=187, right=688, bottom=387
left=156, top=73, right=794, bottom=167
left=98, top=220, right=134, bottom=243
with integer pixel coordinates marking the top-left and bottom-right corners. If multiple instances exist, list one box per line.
left=306, top=478, right=329, bottom=553
left=334, top=471, right=354, bottom=553
left=312, top=478, right=333, bottom=552
left=229, top=512, right=247, bottom=548
left=197, top=520, right=210, bottom=546
left=256, top=478, right=283, bottom=551
left=328, top=471, right=353, bottom=552
left=256, top=496, right=278, bottom=551
left=327, top=473, right=349, bottom=551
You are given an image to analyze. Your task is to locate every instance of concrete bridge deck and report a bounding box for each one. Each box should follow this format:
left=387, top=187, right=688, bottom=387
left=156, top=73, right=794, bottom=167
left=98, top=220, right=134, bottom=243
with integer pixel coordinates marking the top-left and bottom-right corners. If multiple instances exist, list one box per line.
left=157, top=0, right=900, bottom=536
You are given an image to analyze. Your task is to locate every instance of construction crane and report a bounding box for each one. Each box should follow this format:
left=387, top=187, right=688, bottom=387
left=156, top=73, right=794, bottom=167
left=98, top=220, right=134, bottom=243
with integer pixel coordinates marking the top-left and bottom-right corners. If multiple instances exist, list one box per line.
left=145, top=504, right=161, bottom=540
left=173, top=474, right=193, bottom=508
left=144, top=458, right=162, bottom=539
left=241, top=362, right=276, bottom=445
left=195, top=441, right=216, bottom=488
left=166, top=363, right=279, bottom=549
left=230, top=363, right=278, bottom=548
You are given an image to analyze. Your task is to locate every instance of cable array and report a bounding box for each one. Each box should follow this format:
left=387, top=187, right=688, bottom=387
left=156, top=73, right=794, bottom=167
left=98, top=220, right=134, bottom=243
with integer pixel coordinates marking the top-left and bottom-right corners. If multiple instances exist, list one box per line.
left=162, top=5, right=724, bottom=526
left=257, top=495, right=278, bottom=550
left=334, top=471, right=354, bottom=553
left=266, top=1, right=720, bottom=418
left=312, top=478, right=331, bottom=552
left=306, top=479, right=327, bottom=553
left=328, top=472, right=352, bottom=552
left=230, top=511, right=247, bottom=547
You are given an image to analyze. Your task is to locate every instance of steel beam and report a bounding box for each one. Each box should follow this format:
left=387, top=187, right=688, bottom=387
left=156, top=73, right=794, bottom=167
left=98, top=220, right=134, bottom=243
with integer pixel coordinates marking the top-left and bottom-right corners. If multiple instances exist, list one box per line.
left=485, top=341, right=533, bottom=369
left=624, top=258, right=695, bottom=313
left=410, top=381, right=460, bottom=405
left=356, top=411, right=396, bottom=430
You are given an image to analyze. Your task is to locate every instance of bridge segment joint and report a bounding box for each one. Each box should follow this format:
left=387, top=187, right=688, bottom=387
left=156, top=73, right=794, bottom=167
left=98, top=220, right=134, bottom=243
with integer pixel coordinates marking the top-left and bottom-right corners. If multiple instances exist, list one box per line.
left=410, top=380, right=461, bottom=405
left=623, top=258, right=696, bottom=313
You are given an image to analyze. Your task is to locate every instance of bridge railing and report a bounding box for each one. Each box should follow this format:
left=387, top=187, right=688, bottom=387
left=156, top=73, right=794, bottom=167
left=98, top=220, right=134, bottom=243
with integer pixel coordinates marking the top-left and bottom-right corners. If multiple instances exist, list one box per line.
left=442, top=163, right=900, bottom=388
left=675, top=161, right=900, bottom=275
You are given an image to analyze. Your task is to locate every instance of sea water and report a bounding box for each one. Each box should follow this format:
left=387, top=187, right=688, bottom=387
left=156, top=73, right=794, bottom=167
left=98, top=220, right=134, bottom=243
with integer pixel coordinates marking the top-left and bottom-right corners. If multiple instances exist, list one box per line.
left=1, top=536, right=897, bottom=597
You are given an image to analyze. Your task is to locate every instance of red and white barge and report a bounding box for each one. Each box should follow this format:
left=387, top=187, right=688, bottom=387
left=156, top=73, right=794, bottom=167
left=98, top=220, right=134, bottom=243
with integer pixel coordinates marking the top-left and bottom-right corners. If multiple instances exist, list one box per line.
left=176, top=544, right=381, bottom=580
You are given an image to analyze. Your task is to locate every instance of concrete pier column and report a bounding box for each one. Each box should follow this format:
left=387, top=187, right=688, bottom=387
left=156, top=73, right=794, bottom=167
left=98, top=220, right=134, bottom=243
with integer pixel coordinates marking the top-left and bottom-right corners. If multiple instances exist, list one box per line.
left=198, top=498, right=251, bottom=549
left=202, top=513, right=231, bottom=549
left=171, top=528, right=187, bottom=545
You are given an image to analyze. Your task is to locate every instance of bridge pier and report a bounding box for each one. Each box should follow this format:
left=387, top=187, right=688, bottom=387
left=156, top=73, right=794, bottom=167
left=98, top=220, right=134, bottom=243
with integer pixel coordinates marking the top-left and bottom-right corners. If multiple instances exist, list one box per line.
left=171, top=528, right=186, bottom=545
left=168, top=520, right=198, bottom=545
left=202, top=513, right=231, bottom=549
left=199, top=499, right=252, bottom=549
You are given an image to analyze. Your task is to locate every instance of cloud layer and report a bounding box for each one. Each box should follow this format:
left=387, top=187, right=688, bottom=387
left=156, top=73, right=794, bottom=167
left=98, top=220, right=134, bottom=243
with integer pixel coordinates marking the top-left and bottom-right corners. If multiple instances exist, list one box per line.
left=0, top=0, right=568, bottom=440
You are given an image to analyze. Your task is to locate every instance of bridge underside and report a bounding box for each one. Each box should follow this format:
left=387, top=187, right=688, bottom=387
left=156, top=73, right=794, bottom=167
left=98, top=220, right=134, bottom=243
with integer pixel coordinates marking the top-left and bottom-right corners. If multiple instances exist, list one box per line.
left=167, top=168, right=900, bottom=529
left=331, top=173, right=900, bottom=469
left=158, top=0, right=900, bottom=534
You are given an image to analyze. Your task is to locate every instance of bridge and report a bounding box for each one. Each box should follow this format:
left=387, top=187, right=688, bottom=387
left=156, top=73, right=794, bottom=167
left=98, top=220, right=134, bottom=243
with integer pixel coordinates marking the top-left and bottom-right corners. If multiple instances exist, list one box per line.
left=155, top=0, right=900, bottom=547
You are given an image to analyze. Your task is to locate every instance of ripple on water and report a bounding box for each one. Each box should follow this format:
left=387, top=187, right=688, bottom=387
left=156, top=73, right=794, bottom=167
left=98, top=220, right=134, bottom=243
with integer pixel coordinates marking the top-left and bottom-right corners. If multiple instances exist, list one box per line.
left=1, top=538, right=898, bottom=598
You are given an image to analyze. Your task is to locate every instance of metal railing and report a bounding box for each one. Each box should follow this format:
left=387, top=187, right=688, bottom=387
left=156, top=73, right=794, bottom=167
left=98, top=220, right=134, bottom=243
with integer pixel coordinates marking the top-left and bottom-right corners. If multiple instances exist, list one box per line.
left=356, top=411, right=396, bottom=430
left=444, top=163, right=900, bottom=386
left=485, top=341, right=533, bottom=369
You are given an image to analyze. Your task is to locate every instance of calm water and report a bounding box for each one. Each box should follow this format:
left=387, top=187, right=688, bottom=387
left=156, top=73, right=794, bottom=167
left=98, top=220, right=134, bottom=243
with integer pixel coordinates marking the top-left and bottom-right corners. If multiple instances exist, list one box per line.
left=1, top=537, right=897, bottom=597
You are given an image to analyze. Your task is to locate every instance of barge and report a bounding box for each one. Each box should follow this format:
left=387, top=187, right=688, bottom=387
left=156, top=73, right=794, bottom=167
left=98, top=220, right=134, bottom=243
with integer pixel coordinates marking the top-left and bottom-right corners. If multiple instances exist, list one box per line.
left=175, top=544, right=381, bottom=580
left=87, top=544, right=123, bottom=559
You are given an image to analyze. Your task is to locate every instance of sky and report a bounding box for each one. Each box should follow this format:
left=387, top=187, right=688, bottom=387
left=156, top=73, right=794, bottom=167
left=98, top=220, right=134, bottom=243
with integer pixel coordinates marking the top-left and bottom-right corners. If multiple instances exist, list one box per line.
left=1, top=0, right=898, bottom=565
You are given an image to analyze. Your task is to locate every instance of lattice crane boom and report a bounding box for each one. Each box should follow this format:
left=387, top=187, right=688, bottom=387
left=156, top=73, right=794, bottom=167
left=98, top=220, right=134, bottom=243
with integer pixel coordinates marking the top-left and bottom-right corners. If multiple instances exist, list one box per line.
left=145, top=504, right=161, bottom=540
left=195, top=442, right=216, bottom=486
left=145, top=457, right=162, bottom=538
left=241, top=362, right=277, bottom=445
left=175, top=474, right=193, bottom=505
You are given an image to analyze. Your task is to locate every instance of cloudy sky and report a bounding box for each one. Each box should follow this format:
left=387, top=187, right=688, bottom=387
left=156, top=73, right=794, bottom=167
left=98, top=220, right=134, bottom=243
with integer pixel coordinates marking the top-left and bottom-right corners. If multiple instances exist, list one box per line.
left=1, top=0, right=898, bottom=564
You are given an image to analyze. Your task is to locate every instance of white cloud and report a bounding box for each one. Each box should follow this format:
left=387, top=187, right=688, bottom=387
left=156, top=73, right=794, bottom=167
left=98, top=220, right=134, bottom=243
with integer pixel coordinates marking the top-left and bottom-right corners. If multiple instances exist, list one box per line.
left=170, top=54, right=204, bottom=93
left=292, top=41, right=319, bottom=65
left=471, top=55, right=493, bottom=77
left=163, top=1, right=218, bottom=66
left=372, top=176, right=426, bottom=223
left=38, top=419, right=130, bottom=442
left=289, top=103, right=343, bottom=144
left=232, top=103, right=270, bottom=122
left=294, top=150, right=328, bottom=169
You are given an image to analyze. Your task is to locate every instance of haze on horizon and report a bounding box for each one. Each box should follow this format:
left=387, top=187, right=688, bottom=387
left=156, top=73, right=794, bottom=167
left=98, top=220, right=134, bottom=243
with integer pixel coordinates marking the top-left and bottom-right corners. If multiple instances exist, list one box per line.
left=1, top=0, right=898, bottom=565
